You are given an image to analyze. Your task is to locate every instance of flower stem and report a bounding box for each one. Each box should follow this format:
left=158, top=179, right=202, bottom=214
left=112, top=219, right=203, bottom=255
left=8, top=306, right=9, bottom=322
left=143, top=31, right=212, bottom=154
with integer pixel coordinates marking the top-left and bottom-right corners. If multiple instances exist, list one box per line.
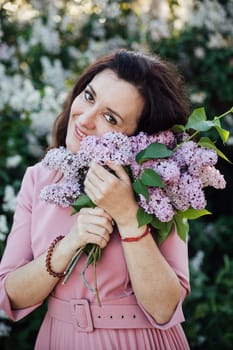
left=80, top=245, right=102, bottom=306
left=62, top=247, right=84, bottom=285
left=93, top=260, right=101, bottom=307
left=214, top=106, right=233, bottom=120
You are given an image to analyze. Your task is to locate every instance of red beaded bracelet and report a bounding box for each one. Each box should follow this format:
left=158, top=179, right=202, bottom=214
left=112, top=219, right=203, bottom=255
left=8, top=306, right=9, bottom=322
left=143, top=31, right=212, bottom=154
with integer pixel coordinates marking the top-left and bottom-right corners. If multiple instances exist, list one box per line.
left=119, top=225, right=151, bottom=242
left=45, top=235, right=66, bottom=278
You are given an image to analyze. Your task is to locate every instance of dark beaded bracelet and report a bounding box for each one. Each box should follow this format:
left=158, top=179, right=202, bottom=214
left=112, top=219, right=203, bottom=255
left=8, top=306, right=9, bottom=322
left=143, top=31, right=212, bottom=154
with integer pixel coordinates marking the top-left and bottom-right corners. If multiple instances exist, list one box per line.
left=45, top=235, right=65, bottom=278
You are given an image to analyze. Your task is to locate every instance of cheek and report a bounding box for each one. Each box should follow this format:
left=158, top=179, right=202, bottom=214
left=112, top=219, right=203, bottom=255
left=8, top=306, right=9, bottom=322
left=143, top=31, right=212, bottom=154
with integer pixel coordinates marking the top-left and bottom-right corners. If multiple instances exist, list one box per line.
left=70, top=95, right=83, bottom=113
left=66, top=116, right=74, bottom=136
left=65, top=118, right=78, bottom=152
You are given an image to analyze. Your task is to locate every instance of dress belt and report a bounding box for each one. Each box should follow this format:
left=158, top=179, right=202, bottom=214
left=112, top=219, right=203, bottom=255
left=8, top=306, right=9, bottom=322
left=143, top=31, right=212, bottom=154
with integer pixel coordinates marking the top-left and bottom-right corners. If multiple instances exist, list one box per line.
left=48, top=296, right=154, bottom=332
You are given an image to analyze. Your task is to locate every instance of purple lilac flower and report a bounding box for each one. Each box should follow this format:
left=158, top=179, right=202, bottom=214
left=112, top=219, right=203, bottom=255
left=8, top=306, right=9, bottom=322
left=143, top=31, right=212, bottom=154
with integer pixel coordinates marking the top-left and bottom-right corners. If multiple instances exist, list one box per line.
left=79, top=132, right=133, bottom=165
left=128, top=132, right=150, bottom=156
left=188, top=148, right=218, bottom=176
left=130, top=159, right=155, bottom=179
left=130, top=130, right=175, bottom=156
left=40, top=130, right=226, bottom=215
left=40, top=179, right=81, bottom=207
left=176, top=131, right=190, bottom=143
left=149, top=130, right=175, bottom=149
left=172, top=141, right=197, bottom=168
left=42, top=147, right=88, bottom=179
left=200, top=166, right=226, bottom=189
left=131, top=158, right=180, bottom=185
left=152, top=159, right=180, bottom=184
left=166, top=173, right=206, bottom=210
left=42, top=147, right=70, bottom=171
left=139, top=187, right=175, bottom=222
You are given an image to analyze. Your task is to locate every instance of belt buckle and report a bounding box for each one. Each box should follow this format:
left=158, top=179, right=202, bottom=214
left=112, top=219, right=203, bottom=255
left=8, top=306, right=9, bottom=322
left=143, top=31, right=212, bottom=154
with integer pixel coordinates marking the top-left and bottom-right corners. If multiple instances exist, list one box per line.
left=70, top=299, right=94, bottom=332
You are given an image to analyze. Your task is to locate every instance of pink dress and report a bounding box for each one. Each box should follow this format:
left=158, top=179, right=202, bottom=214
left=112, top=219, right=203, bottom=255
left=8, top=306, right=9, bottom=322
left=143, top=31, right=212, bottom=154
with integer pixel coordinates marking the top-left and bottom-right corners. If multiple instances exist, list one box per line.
left=0, top=163, right=190, bottom=349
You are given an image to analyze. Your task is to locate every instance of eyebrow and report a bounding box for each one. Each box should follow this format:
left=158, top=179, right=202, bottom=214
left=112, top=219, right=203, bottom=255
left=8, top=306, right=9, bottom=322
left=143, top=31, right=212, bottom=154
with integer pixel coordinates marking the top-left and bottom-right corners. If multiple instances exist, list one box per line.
left=88, top=83, right=124, bottom=122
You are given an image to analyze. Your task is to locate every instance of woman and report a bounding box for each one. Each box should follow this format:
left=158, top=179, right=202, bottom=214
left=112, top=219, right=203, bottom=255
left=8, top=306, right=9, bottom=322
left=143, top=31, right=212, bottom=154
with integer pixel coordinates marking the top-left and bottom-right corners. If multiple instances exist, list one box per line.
left=0, top=49, right=191, bottom=349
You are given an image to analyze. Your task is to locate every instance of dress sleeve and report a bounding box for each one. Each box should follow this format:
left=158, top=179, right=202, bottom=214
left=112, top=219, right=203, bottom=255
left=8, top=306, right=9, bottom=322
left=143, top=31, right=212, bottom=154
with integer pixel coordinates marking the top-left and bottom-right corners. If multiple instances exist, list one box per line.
left=0, top=166, right=42, bottom=321
left=139, top=226, right=190, bottom=330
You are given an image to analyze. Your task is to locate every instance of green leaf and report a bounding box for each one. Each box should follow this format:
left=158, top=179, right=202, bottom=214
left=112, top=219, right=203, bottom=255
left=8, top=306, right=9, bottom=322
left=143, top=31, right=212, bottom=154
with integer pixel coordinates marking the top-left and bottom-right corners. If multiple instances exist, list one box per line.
left=185, top=107, right=214, bottom=132
left=214, top=125, right=230, bottom=144
left=141, top=169, right=164, bottom=188
left=173, top=213, right=189, bottom=242
left=198, top=137, right=232, bottom=163
left=137, top=207, right=153, bottom=227
left=136, top=142, right=173, bottom=164
left=150, top=217, right=173, bottom=245
left=180, top=208, right=211, bottom=220
left=132, top=179, right=149, bottom=200
left=171, top=124, right=185, bottom=133
left=72, top=194, right=95, bottom=214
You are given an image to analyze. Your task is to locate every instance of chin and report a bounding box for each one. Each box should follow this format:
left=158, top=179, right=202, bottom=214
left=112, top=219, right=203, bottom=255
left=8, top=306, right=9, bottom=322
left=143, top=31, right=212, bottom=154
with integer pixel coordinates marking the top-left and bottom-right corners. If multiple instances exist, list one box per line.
left=66, top=141, right=80, bottom=154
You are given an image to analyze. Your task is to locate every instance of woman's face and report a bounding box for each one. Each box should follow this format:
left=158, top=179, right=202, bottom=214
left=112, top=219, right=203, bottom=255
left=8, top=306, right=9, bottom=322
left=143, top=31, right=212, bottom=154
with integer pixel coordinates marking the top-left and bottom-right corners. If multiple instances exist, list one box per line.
left=66, top=69, right=144, bottom=153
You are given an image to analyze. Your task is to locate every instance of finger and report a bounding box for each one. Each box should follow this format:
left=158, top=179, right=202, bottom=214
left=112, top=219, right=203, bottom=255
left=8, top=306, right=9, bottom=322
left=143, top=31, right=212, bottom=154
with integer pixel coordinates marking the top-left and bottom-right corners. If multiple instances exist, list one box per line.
left=79, top=207, right=112, bottom=221
left=89, top=232, right=109, bottom=243
left=106, top=162, right=130, bottom=182
left=88, top=162, right=106, bottom=182
left=88, top=162, right=117, bottom=184
left=87, top=232, right=109, bottom=249
left=78, top=211, right=113, bottom=234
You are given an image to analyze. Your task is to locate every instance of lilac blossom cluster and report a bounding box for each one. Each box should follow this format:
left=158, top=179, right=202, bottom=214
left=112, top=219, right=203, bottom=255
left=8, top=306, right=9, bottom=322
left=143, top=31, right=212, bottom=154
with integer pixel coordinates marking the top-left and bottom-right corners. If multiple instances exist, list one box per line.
left=40, top=132, right=133, bottom=207
left=40, top=131, right=226, bottom=223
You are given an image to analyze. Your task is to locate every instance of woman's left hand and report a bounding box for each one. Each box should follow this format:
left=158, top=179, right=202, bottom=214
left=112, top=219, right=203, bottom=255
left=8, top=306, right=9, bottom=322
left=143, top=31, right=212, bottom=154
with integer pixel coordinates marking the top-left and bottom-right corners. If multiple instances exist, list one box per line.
left=84, top=162, right=138, bottom=226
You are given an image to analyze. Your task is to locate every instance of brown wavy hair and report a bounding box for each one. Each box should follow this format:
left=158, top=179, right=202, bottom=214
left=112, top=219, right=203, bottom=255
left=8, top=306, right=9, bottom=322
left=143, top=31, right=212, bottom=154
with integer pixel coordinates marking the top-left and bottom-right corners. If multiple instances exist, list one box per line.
left=51, top=49, right=190, bottom=147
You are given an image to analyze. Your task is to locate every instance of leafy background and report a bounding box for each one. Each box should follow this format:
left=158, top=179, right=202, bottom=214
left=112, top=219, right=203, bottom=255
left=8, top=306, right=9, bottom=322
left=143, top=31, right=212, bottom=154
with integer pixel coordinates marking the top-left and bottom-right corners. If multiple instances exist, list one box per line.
left=0, top=0, right=233, bottom=349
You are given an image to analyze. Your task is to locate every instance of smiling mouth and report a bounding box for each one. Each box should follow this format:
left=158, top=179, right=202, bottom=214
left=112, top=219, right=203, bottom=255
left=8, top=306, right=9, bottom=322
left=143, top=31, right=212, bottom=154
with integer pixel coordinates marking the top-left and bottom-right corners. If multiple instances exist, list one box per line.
left=75, top=126, right=87, bottom=140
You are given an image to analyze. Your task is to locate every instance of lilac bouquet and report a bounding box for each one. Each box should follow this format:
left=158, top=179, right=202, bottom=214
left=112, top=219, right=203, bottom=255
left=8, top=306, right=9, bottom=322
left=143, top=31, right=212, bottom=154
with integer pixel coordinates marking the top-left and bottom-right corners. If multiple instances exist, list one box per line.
left=40, top=106, right=232, bottom=304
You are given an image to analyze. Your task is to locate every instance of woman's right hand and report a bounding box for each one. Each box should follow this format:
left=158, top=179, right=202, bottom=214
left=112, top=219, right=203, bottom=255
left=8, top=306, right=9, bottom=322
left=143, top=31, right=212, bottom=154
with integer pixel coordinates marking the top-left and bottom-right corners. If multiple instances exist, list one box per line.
left=5, top=207, right=113, bottom=310
left=67, top=207, right=114, bottom=252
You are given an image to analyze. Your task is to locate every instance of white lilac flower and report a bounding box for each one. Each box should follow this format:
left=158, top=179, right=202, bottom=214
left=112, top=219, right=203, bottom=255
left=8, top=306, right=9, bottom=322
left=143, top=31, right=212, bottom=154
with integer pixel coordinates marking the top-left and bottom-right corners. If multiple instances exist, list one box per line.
left=40, top=56, right=69, bottom=91
left=29, top=16, right=60, bottom=54
left=6, top=154, right=22, bottom=168
left=3, top=185, right=17, bottom=212
left=29, top=86, right=65, bottom=137
left=0, top=42, right=14, bottom=61
left=0, top=321, right=11, bottom=337
left=26, top=133, right=44, bottom=158
left=191, top=250, right=204, bottom=273
left=207, top=32, right=228, bottom=49
left=0, top=215, right=8, bottom=241
left=194, top=47, right=205, bottom=59
left=190, top=91, right=207, bottom=105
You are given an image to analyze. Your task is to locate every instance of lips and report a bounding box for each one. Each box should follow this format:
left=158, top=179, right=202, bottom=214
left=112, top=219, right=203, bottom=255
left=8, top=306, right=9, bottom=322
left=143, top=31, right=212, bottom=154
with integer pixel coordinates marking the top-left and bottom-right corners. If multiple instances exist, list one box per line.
left=75, top=125, right=87, bottom=140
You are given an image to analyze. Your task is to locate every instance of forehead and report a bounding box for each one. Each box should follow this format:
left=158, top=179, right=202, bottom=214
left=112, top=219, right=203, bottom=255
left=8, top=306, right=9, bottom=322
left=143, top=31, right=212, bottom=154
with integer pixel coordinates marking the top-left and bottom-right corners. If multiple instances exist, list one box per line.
left=89, top=69, right=144, bottom=112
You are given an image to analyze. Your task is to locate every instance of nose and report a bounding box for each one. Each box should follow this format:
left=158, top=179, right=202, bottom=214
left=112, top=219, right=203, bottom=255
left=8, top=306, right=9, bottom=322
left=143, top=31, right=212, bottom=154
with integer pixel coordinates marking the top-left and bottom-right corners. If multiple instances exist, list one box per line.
left=78, top=107, right=97, bottom=130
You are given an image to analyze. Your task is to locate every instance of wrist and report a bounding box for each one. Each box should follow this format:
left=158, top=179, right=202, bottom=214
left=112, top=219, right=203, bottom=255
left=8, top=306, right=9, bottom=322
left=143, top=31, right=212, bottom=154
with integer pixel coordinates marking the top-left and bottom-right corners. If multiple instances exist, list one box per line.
left=118, top=224, right=151, bottom=242
left=114, top=203, right=139, bottom=228
left=118, top=223, right=148, bottom=239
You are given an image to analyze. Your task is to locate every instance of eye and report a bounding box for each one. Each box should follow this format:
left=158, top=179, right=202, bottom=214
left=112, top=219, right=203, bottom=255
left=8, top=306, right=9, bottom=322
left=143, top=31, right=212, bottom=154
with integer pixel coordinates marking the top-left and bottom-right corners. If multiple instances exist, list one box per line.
left=84, top=89, right=94, bottom=103
left=104, top=113, right=117, bottom=125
